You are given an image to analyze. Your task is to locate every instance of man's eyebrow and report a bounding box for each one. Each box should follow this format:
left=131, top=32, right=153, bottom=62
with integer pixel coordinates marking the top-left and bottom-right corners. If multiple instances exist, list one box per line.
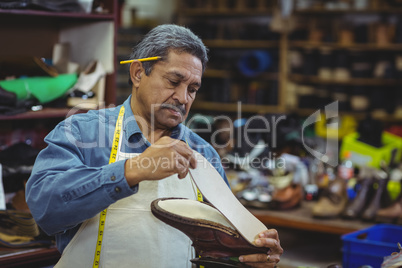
left=166, top=71, right=201, bottom=87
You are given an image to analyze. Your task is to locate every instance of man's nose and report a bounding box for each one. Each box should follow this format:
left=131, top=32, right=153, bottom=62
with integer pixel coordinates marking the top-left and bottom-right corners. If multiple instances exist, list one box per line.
left=173, top=85, right=189, bottom=104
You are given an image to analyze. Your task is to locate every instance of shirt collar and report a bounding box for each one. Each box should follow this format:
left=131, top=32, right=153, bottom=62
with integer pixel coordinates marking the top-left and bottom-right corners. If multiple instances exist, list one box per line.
left=122, top=95, right=188, bottom=143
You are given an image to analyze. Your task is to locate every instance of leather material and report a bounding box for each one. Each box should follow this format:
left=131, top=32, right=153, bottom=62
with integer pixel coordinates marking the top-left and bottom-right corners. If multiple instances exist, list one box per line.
left=0, top=86, right=17, bottom=106
left=151, top=198, right=269, bottom=259
left=362, top=176, right=389, bottom=221
left=191, top=257, right=250, bottom=267
left=376, top=194, right=402, bottom=223
left=0, top=56, right=58, bottom=80
left=343, top=175, right=375, bottom=219
left=312, top=178, right=347, bottom=218
left=270, top=183, right=303, bottom=210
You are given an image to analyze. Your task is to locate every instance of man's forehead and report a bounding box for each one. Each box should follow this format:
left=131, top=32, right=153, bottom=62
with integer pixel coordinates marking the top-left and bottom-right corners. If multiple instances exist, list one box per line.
left=165, top=70, right=202, bottom=87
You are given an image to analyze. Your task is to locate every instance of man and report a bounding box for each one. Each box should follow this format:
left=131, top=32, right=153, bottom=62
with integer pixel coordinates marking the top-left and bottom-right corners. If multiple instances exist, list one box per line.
left=26, top=24, right=283, bottom=267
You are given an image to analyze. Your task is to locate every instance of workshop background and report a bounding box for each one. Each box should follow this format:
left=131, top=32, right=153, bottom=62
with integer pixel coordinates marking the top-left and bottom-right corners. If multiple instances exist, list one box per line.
left=1, top=0, right=402, bottom=267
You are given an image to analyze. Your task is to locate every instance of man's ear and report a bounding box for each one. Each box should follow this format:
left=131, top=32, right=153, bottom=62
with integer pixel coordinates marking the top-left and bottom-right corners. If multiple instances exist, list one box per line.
left=129, top=60, right=143, bottom=87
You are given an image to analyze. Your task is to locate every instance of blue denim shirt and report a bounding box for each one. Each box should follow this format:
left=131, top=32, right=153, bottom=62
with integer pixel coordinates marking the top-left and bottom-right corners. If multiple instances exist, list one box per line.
left=26, top=96, right=228, bottom=253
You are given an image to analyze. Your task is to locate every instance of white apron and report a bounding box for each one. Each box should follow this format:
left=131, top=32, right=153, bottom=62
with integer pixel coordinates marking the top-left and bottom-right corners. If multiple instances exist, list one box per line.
left=55, top=131, right=198, bottom=267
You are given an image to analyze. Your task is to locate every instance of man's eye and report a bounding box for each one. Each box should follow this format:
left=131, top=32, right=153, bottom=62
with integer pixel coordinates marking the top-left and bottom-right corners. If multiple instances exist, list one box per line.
left=169, top=80, right=180, bottom=86
left=189, top=87, right=198, bottom=94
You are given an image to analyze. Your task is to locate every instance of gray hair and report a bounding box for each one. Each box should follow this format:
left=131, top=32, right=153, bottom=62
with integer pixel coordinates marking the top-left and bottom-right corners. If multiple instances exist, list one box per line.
left=129, top=24, right=208, bottom=82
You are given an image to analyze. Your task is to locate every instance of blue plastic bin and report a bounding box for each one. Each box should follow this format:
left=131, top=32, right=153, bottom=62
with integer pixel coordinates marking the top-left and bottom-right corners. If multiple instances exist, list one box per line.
left=342, top=224, right=402, bottom=268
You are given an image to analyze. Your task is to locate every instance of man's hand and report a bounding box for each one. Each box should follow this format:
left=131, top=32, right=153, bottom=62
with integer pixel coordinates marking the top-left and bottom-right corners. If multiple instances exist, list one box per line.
left=124, top=136, right=197, bottom=186
left=239, top=229, right=283, bottom=267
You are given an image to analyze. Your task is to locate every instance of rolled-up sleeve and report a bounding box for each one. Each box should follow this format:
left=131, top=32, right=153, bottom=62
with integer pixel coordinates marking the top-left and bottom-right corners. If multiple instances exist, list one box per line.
left=26, top=120, right=137, bottom=236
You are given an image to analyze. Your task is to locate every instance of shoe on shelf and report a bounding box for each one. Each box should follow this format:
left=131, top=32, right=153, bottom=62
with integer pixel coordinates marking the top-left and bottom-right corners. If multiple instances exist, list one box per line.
left=361, top=169, right=389, bottom=221
left=376, top=166, right=402, bottom=223
left=69, top=60, right=106, bottom=93
left=375, top=196, right=402, bottom=224
left=312, top=178, right=348, bottom=218
left=67, top=60, right=106, bottom=109
left=270, top=183, right=303, bottom=210
left=342, top=167, right=375, bottom=219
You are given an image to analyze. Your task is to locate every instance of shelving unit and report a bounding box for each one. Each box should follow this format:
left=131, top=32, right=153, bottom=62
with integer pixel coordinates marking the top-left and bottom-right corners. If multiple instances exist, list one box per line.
left=174, top=0, right=402, bottom=239
left=286, top=0, right=402, bottom=122
left=0, top=1, right=117, bottom=105
left=0, top=0, right=118, bottom=148
left=289, top=74, right=399, bottom=86
left=175, top=0, right=286, bottom=115
left=0, top=1, right=118, bottom=265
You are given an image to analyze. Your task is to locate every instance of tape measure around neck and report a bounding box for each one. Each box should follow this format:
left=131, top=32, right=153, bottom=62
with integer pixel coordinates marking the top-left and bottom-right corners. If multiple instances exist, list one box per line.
left=92, top=106, right=202, bottom=267
left=92, top=105, right=125, bottom=268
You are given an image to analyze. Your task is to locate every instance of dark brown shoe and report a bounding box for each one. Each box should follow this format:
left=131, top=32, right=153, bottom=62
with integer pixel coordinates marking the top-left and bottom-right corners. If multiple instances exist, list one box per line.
left=150, top=198, right=269, bottom=259
left=270, top=183, right=303, bottom=210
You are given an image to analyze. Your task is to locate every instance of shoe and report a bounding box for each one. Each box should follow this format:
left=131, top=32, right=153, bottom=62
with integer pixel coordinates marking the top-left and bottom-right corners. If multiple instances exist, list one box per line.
left=338, top=28, right=354, bottom=46
left=318, top=47, right=334, bottom=80
left=350, top=86, right=370, bottom=112
left=376, top=196, right=402, bottom=223
left=270, top=183, right=303, bottom=210
left=68, top=60, right=106, bottom=94
left=333, top=50, right=350, bottom=81
left=0, top=210, right=39, bottom=237
left=312, top=178, right=348, bottom=218
left=361, top=169, right=389, bottom=221
left=0, top=56, right=58, bottom=80
left=67, top=60, right=106, bottom=109
left=151, top=198, right=269, bottom=259
left=376, top=23, right=392, bottom=46
left=343, top=167, right=375, bottom=219
left=0, top=85, right=17, bottom=106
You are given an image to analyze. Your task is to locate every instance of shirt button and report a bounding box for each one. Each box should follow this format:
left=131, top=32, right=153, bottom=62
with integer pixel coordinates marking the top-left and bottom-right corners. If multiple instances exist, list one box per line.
left=115, top=187, right=121, bottom=193
left=111, top=175, right=116, bottom=181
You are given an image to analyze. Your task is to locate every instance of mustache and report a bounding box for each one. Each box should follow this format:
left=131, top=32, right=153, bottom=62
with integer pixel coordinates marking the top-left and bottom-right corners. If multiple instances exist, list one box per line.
left=160, top=102, right=186, bottom=116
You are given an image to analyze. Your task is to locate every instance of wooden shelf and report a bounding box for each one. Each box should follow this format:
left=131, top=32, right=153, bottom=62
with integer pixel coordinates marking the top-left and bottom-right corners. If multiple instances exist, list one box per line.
left=178, top=8, right=273, bottom=17
left=0, top=9, right=115, bottom=20
left=0, top=108, right=86, bottom=121
left=192, top=101, right=284, bottom=114
left=289, top=41, right=402, bottom=51
left=0, top=247, right=60, bottom=267
left=204, top=69, right=279, bottom=80
left=289, top=74, right=399, bottom=86
left=203, top=40, right=279, bottom=49
left=250, top=201, right=374, bottom=235
left=295, top=108, right=402, bottom=122
left=204, top=69, right=231, bottom=78
left=294, top=7, right=402, bottom=14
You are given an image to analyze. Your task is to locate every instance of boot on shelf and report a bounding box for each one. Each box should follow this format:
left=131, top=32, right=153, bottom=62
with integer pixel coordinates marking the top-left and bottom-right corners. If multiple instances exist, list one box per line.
left=342, top=167, right=375, bottom=219
left=312, top=178, right=348, bottom=218
left=376, top=167, right=402, bottom=223
left=361, top=169, right=389, bottom=221
left=376, top=194, right=402, bottom=224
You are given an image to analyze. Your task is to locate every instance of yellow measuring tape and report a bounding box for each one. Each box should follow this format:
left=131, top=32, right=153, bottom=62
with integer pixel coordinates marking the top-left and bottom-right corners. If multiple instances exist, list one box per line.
left=92, top=106, right=125, bottom=268
left=92, top=105, right=203, bottom=267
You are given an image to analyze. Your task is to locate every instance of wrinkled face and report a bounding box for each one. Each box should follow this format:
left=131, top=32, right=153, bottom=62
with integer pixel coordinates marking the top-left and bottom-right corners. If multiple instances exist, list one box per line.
left=132, top=51, right=202, bottom=130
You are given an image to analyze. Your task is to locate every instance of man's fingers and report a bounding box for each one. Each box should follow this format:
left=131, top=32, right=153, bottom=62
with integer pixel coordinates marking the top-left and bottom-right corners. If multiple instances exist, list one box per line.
left=175, top=154, right=190, bottom=179
left=176, top=141, right=197, bottom=169
left=188, top=150, right=197, bottom=169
